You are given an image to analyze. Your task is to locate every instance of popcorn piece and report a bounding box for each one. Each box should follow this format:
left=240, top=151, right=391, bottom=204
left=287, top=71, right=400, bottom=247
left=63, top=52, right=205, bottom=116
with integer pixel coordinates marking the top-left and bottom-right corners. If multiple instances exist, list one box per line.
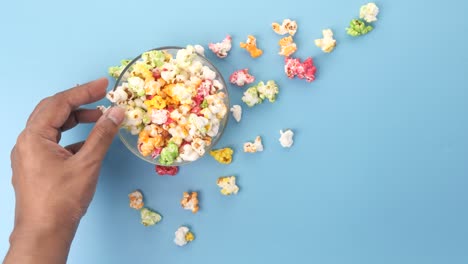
left=284, top=57, right=317, bottom=82
left=257, top=80, right=279, bottom=103
left=210, top=147, right=234, bottom=164
left=315, top=29, right=337, bottom=53
left=128, top=190, right=144, bottom=210
left=181, top=192, right=199, bottom=213
left=279, top=129, right=294, bottom=148
left=278, top=36, right=297, bottom=57
left=230, top=105, right=242, bottom=122
left=217, top=176, right=239, bottom=195
left=107, top=85, right=130, bottom=103
left=208, top=35, right=232, bottom=58
left=108, top=59, right=131, bottom=79
left=174, top=226, right=195, bottom=246
left=97, top=105, right=110, bottom=114
left=242, top=86, right=262, bottom=107
left=180, top=144, right=201, bottom=161
left=193, top=45, right=205, bottom=56
left=244, top=136, right=263, bottom=153
left=229, top=69, right=255, bottom=87
left=159, top=142, right=179, bottom=165
left=142, top=50, right=166, bottom=68
left=346, top=19, right=373, bottom=37
left=240, top=35, right=263, bottom=58
left=140, top=208, right=162, bottom=226
left=360, top=3, right=379, bottom=23
left=272, top=19, right=298, bottom=36
left=155, top=165, right=179, bottom=176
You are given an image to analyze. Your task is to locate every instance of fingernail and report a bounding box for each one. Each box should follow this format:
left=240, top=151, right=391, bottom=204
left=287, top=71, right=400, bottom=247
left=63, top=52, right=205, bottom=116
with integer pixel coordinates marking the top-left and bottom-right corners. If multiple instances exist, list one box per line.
left=105, top=107, right=125, bottom=125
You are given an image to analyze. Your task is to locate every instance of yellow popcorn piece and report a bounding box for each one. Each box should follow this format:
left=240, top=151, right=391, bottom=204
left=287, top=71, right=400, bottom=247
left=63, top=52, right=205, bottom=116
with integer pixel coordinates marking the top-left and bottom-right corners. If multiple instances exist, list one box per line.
left=278, top=36, right=297, bottom=57
left=217, top=176, right=239, bottom=195
left=210, top=147, right=234, bottom=164
left=315, top=29, right=337, bottom=53
left=132, top=63, right=155, bottom=82
left=144, top=95, right=167, bottom=110
left=185, top=232, right=195, bottom=242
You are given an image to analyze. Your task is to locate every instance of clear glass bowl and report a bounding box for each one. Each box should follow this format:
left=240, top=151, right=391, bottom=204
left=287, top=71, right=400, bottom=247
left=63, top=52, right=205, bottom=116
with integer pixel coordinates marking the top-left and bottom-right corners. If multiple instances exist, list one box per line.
left=113, top=46, right=229, bottom=165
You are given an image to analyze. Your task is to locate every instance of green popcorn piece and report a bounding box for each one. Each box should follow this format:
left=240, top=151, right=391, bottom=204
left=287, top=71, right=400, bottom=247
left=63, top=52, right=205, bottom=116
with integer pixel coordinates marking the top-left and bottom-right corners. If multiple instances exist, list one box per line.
left=140, top=208, right=162, bottom=226
left=142, top=50, right=166, bottom=68
left=159, top=142, right=179, bottom=165
left=257, top=80, right=279, bottom=103
left=346, top=19, right=373, bottom=37
left=201, top=99, right=208, bottom=109
left=241, top=86, right=263, bottom=107
left=108, top=59, right=131, bottom=79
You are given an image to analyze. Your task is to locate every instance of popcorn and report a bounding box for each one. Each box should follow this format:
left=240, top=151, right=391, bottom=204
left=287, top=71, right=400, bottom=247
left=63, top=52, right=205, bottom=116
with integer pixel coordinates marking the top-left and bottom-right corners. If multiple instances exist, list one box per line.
left=155, top=165, right=179, bottom=176
left=241, top=87, right=262, bottom=107
left=229, top=69, right=255, bottom=87
left=230, top=105, right=242, bottom=122
left=360, top=3, right=379, bottom=23
left=174, top=226, right=195, bottom=246
left=210, top=147, right=234, bottom=164
left=244, top=136, right=263, bottom=153
left=272, top=18, right=298, bottom=36
left=240, top=35, right=263, bottom=58
left=180, top=144, right=201, bottom=161
left=128, top=190, right=144, bottom=210
left=181, top=192, right=199, bottom=213
left=106, top=85, right=130, bottom=103
left=346, top=19, right=373, bottom=36
left=208, top=35, right=232, bottom=58
left=278, top=36, right=297, bottom=57
left=140, top=208, right=162, bottom=226
left=279, top=129, right=294, bottom=148
left=159, top=142, right=179, bottom=165
left=315, top=29, right=337, bottom=53
left=193, top=45, right=205, bottom=56
left=256, top=81, right=279, bottom=103
left=284, top=57, right=317, bottom=82
left=144, top=95, right=167, bottom=110
left=191, top=137, right=207, bottom=156
left=97, top=105, right=110, bottom=114
left=151, top=109, right=169, bottom=124
left=108, top=59, right=131, bottom=79
left=127, top=76, right=146, bottom=96
left=142, top=50, right=166, bottom=68
left=217, top=176, right=239, bottom=195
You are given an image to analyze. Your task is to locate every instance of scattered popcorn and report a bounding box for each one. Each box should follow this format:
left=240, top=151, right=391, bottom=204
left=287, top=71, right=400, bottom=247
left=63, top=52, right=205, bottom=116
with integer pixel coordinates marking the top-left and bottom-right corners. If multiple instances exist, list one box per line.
left=108, top=59, right=131, bottom=79
left=346, top=19, right=373, bottom=36
left=181, top=192, right=199, bottom=213
left=128, top=190, right=144, bottom=210
left=315, top=29, right=337, bottom=53
left=208, top=35, right=232, bottom=58
left=241, top=86, right=262, bottom=107
left=217, top=176, right=239, bottom=195
left=244, top=136, right=264, bottom=153
left=230, top=105, right=242, bottom=122
left=229, top=69, right=255, bottom=87
left=242, top=80, right=279, bottom=106
left=140, top=208, right=162, bottom=226
left=360, top=3, right=379, bottom=23
left=279, top=129, right=294, bottom=148
left=284, top=57, right=317, bottom=82
left=278, top=36, right=297, bottom=57
left=174, top=226, right=195, bottom=246
left=240, top=35, right=263, bottom=58
left=272, top=18, right=298, bottom=36
left=155, top=165, right=179, bottom=176
left=210, top=147, right=234, bottom=164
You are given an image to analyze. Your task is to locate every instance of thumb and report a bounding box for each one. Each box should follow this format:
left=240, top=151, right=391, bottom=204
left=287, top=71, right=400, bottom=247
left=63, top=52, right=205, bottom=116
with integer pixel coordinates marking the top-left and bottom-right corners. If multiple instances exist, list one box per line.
left=78, top=107, right=125, bottom=163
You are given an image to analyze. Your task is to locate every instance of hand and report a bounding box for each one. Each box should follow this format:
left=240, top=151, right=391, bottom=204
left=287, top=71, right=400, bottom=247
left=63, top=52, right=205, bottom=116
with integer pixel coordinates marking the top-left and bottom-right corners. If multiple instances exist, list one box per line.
left=4, top=78, right=125, bottom=264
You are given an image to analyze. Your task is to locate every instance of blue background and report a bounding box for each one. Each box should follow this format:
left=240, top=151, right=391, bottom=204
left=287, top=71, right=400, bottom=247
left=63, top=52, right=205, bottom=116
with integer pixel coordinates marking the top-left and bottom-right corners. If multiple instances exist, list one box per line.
left=1, top=0, right=468, bottom=263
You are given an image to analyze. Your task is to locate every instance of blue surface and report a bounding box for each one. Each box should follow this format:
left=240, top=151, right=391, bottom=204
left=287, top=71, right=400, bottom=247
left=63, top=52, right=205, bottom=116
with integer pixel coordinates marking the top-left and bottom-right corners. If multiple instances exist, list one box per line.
left=1, top=0, right=468, bottom=263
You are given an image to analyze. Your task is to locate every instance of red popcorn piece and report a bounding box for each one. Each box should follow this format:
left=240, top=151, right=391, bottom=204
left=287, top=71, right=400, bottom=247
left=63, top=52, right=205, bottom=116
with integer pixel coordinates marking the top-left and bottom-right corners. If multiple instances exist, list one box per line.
left=229, top=69, right=255, bottom=87
left=198, top=80, right=213, bottom=96
left=284, top=56, right=317, bottom=82
left=151, top=147, right=163, bottom=159
left=155, top=165, right=179, bottom=176
left=208, top=35, right=232, bottom=58
left=152, top=68, right=161, bottom=79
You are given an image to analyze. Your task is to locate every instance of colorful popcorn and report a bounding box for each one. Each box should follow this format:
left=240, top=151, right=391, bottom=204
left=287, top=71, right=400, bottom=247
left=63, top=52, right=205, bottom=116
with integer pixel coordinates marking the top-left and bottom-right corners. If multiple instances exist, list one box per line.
left=140, top=208, right=162, bottom=226
left=315, top=29, right=337, bottom=53
left=230, top=105, right=242, bottom=122
left=229, top=69, right=255, bottom=87
left=360, top=3, right=379, bottom=23
left=346, top=19, right=373, bottom=36
left=241, top=86, right=262, bottom=107
left=155, top=165, right=179, bottom=176
left=181, top=192, right=199, bottom=213
left=128, top=190, right=144, bottom=210
left=242, top=80, right=279, bottom=106
left=208, top=35, right=232, bottom=58
left=108, top=59, right=131, bottom=79
left=244, top=136, right=264, bottom=153
left=174, top=226, right=195, bottom=246
left=272, top=18, right=298, bottom=36
left=278, top=36, right=297, bottom=57
left=279, top=129, right=294, bottom=148
left=240, top=35, right=263, bottom=58
left=217, top=176, right=239, bottom=195
left=284, top=57, right=317, bottom=82
left=210, top=147, right=234, bottom=164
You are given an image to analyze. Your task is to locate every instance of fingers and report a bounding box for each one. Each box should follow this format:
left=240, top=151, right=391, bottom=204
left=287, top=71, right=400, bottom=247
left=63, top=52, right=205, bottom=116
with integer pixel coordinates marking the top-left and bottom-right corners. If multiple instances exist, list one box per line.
left=28, top=78, right=109, bottom=141
left=65, top=141, right=85, bottom=154
left=76, top=107, right=125, bottom=164
left=60, top=109, right=103, bottom=132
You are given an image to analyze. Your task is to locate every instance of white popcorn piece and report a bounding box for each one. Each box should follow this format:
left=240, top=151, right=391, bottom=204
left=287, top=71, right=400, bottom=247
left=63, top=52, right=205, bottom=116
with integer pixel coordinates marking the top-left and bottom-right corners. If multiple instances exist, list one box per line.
left=180, top=144, right=201, bottom=161
left=193, top=45, right=205, bottom=56
left=244, top=136, right=263, bottom=153
left=151, top=109, right=169, bottom=125
left=314, top=29, right=337, bottom=53
left=217, top=176, right=239, bottom=195
left=279, top=129, right=294, bottom=148
left=360, top=3, right=379, bottom=23
left=174, top=226, right=195, bottom=246
left=230, top=105, right=242, bottom=122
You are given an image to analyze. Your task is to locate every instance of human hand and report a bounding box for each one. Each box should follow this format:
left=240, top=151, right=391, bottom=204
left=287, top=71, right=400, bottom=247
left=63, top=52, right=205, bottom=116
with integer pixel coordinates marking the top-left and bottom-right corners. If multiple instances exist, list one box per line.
left=4, top=78, right=124, bottom=264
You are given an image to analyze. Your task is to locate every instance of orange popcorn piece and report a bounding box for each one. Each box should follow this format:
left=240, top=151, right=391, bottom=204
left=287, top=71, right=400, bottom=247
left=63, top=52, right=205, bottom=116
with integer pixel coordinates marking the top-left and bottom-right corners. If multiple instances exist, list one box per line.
left=278, top=36, right=297, bottom=57
left=240, top=35, right=263, bottom=58
left=129, top=190, right=144, bottom=210
left=181, top=192, right=199, bottom=213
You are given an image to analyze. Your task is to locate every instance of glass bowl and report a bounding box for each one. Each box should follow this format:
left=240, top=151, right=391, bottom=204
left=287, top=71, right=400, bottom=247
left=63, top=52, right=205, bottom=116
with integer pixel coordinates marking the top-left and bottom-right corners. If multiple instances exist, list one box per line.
left=113, top=46, right=229, bottom=166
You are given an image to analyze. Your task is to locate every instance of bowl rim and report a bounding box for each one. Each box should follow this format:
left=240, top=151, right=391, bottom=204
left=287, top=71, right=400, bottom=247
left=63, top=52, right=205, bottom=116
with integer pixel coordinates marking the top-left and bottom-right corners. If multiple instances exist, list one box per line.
left=112, top=46, right=230, bottom=166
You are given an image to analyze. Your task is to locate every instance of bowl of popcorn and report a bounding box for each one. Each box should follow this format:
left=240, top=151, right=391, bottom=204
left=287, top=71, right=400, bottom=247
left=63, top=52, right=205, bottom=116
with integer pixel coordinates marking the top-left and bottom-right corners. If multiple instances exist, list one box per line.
left=105, top=46, right=229, bottom=166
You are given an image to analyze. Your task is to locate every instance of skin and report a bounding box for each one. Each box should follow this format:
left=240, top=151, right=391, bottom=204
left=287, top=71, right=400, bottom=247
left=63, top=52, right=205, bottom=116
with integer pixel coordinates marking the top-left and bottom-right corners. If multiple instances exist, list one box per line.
left=3, top=78, right=125, bottom=264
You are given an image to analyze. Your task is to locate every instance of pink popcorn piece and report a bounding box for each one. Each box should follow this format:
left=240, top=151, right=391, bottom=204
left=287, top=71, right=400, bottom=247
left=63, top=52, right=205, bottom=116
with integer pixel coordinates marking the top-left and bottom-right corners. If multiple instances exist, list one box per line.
left=284, top=56, right=317, bottom=82
left=208, top=35, right=232, bottom=58
left=229, top=69, right=255, bottom=87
